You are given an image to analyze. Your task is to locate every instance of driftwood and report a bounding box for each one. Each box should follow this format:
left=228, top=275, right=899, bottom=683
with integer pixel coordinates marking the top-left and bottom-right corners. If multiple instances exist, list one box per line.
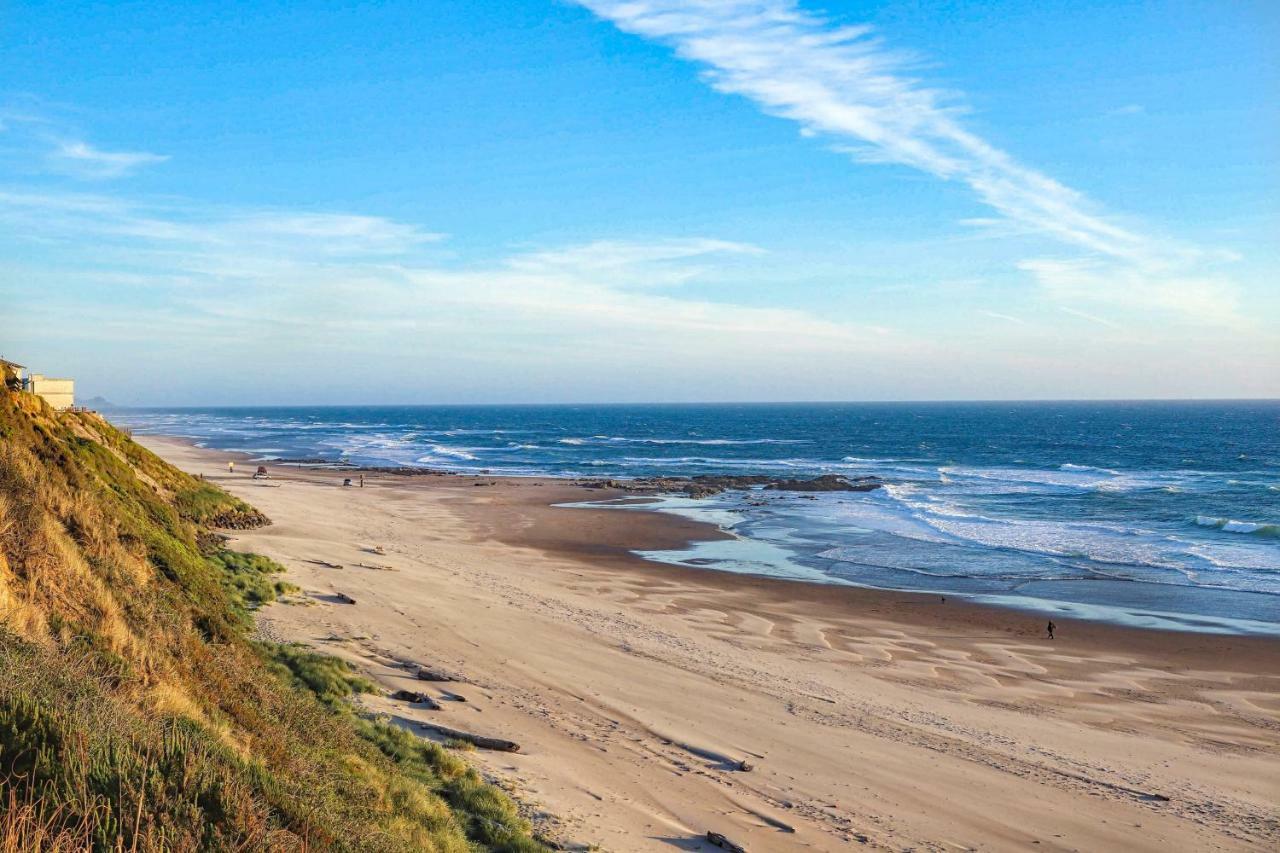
left=305, top=559, right=343, bottom=569
left=390, top=690, right=442, bottom=710
left=415, top=667, right=459, bottom=682
left=706, top=832, right=746, bottom=853
left=333, top=592, right=356, bottom=605
left=440, top=690, right=467, bottom=703
left=418, top=722, right=519, bottom=752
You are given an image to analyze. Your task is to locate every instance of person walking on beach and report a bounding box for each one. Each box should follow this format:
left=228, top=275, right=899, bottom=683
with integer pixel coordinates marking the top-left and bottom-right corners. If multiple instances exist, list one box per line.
left=1046, top=620, right=1056, bottom=640
left=227, top=461, right=234, bottom=475
left=359, top=474, right=365, bottom=488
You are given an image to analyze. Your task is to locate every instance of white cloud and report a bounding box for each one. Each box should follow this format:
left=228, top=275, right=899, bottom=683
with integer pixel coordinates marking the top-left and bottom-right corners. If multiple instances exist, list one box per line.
left=1020, top=259, right=1241, bottom=327
left=979, top=310, right=1025, bottom=325
left=572, top=0, right=1241, bottom=324
left=573, top=1, right=1157, bottom=262
left=505, top=237, right=763, bottom=287
left=4, top=184, right=1275, bottom=402
left=0, top=190, right=443, bottom=257
left=1107, top=104, right=1145, bottom=117
left=50, top=141, right=169, bottom=179
left=0, top=187, right=901, bottom=370
left=1057, top=306, right=1120, bottom=329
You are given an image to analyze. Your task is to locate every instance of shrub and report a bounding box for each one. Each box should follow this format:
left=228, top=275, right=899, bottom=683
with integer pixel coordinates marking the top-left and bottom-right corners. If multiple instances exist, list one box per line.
left=257, top=642, right=376, bottom=707
left=207, top=550, right=294, bottom=617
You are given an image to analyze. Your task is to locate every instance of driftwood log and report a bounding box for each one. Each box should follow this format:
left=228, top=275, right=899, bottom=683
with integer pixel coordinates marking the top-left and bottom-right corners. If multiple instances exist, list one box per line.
left=440, top=690, right=467, bottom=703
left=306, top=559, right=343, bottom=569
left=706, top=832, right=746, bottom=853
left=415, top=667, right=458, bottom=682
left=418, top=722, right=519, bottom=752
left=333, top=592, right=356, bottom=605
left=390, top=690, right=442, bottom=710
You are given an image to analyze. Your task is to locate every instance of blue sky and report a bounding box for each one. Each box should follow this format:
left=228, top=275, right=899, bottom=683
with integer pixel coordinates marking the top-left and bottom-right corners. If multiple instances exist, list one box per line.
left=1, top=0, right=1276, bottom=404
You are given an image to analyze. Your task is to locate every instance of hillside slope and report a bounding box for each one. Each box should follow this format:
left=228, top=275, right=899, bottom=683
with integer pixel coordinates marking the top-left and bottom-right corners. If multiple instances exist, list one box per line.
left=0, top=372, right=546, bottom=852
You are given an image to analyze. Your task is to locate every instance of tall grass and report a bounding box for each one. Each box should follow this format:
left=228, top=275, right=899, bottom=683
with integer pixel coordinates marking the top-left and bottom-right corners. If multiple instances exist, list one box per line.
left=0, top=384, right=548, bottom=852
left=0, top=787, right=95, bottom=853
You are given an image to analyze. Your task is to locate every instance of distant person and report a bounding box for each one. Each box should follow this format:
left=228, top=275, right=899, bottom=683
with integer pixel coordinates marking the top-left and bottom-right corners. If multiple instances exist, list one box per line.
left=1046, top=620, right=1056, bottom=640
left=359, top=474, right=365, bottom=488
left=227, top=461, right=234, bottom=475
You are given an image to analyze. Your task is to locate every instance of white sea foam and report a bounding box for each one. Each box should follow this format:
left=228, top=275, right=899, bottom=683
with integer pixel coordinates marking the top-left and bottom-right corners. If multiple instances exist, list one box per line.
left=865, top=483, right=1194, bottom=571
left=416, top=444, right=479, bottom=462
left=1195, top=516, right=1280, bottom=537
left=1059, top=462, right=1124, bottom=475
left=1190, top=543, right=1280, bottom=572
left=556, top=435, right=808, bottom=446
left=623, top=437, right=809, bottom=445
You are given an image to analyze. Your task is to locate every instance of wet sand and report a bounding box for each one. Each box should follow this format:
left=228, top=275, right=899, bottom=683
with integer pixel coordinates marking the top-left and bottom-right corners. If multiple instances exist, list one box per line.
left=144, top=436, right=1280, bottom=852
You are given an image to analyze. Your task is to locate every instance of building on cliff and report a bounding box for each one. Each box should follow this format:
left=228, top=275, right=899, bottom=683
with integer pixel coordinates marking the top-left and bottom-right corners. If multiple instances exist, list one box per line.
left=0, top=358, right=76, bottom=409
left=27, top=374, right=76, bottom=410
left=0, top=359, right=25, bottom=391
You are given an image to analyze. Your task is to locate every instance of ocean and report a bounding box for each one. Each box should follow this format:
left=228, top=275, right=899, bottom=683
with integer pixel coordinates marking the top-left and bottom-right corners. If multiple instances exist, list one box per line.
left=113, top=401, right=1280, bottom=635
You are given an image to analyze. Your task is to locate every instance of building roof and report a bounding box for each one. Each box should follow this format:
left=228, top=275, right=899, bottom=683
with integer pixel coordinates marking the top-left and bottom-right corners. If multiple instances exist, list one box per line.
left=0, top=358, right=26, bottom=369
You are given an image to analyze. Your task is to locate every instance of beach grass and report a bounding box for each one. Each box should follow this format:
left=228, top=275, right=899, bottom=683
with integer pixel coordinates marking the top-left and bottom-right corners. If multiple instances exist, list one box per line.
left=0, top=368, right=548, bottom=851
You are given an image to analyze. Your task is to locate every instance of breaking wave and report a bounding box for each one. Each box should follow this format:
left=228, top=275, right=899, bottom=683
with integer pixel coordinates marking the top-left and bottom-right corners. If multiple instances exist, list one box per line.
left=1194, top=516, right=1280, bottom=538
left=415, top=444, right=480, bottom=463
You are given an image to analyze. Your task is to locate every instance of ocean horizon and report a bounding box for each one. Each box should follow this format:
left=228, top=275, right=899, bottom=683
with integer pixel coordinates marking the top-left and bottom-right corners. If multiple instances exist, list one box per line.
left=113, top=400, right=1280, bottom=636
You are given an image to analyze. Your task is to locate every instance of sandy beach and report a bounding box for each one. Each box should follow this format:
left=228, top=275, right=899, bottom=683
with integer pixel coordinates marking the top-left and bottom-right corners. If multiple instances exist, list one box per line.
left=142, top=436, right=1280, bottom=852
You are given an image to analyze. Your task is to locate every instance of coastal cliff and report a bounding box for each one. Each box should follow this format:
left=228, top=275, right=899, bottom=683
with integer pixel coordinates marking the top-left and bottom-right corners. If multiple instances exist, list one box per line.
left=0, top=368, right=545, bottom=851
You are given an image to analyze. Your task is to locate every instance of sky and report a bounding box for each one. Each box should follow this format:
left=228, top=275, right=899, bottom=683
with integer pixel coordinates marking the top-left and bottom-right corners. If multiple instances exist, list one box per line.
left=1, top=0, right=1277, bottom=405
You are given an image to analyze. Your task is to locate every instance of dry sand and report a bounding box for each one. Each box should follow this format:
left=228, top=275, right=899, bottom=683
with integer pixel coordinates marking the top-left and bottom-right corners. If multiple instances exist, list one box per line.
left=144, top=436, right=1280, bottom=852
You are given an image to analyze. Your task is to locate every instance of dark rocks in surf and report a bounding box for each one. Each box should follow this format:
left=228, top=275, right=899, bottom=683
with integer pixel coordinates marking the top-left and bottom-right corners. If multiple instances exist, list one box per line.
left=575, top=473, right=882, bottom=498
left=765, top=474, right=882, bottom=492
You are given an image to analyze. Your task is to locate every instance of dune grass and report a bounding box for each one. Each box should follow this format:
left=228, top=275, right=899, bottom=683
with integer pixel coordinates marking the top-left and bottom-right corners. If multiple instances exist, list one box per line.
left=0, top=378, right=548, bottom=852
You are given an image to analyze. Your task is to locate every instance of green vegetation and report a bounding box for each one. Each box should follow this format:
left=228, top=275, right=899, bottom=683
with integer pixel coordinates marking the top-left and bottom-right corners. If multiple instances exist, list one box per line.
left=0, top=385, right=548, bottom=851
left=209, top=551, right=299, bottom=620
left=257, top=641, right=375, bottom=707
left=350, top=720, right=546, bottom=853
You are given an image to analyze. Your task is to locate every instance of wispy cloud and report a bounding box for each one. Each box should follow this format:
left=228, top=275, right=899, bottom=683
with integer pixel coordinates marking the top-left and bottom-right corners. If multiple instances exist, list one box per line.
left=1057, top=306, right=1120, bottom=329
left=506, top=237, right=763, bottom=286
left=574, top=1, right=1155, bottom=261
left=979, top=310, right=1026, bottom=325
left=1021, top=259, right=1240, bottom=327
left=0, top=190, right=444, bottom=256
left=1107, top=104, right=1145, bottom=117
left=0, top=187, right=899, bottom=367
left=572, top=0, right=1240, bottom=324
left=4, top=184, right=1274, bottom=402
left=50, top=140, right=169, bottom=179
left=0, top=104, right=168, bottom=179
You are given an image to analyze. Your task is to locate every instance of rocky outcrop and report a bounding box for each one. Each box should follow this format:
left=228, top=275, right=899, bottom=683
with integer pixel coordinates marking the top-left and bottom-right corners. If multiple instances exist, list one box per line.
left=765, top=474, right=882, bottom=492
left=576, top=473, right=883, bottom=498
left=205, top=505, right=271, bottom=529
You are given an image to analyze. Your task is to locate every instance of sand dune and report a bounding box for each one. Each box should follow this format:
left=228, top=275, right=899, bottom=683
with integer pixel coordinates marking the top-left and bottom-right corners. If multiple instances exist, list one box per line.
left=144, top=437, right=1280, bottom=852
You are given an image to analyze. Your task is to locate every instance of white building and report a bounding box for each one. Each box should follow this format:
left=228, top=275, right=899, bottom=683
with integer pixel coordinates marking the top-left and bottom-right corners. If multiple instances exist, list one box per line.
left=26, top=374, right=76, bottom=410
left=1, top=358, right=76, bottom=410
